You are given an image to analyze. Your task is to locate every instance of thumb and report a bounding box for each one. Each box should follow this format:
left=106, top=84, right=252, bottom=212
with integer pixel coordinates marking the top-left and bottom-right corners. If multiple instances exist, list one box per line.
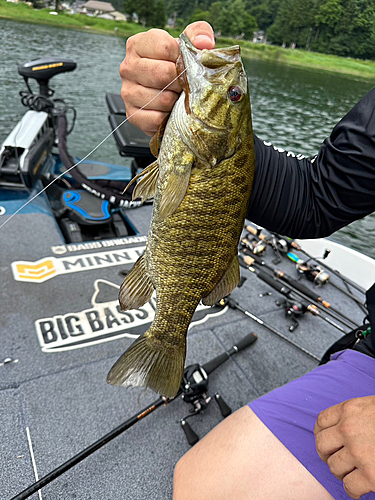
left=184, top=21, right=215, bottom=50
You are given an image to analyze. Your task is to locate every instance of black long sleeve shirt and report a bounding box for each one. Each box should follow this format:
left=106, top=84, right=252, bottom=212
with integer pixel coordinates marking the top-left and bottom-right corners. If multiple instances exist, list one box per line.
left=247, top=87, right=375, bottom=356
left=247, top=86, right=375, bottom=238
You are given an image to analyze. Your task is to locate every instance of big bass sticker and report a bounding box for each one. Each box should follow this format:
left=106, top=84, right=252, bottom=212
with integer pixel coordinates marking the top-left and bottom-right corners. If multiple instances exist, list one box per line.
left=35, top=279, right=228, bottom=352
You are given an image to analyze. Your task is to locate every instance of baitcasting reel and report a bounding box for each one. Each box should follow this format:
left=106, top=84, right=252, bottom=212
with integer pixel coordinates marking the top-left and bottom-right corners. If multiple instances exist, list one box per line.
left=179, top=363, right=232, bottom=446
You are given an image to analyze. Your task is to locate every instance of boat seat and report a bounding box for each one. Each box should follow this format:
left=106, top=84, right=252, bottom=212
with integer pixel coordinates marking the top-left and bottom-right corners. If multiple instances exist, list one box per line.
left=106, top=93, right=126, bottom=115
left=106, top=94, right=155, bottom=170
left=61, top=189, right=111, bottom=225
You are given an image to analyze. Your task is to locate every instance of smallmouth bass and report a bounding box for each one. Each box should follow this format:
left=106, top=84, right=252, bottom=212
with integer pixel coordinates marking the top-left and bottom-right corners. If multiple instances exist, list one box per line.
left=107, top=34, right=255, bottom=397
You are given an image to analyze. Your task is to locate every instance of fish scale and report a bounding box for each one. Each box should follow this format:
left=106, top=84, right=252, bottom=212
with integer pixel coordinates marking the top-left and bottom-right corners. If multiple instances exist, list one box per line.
left=107, top=33, right=255, bottom=397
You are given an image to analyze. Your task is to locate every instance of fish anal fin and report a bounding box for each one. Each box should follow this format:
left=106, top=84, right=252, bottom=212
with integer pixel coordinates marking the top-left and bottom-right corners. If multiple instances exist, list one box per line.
left=106, top=329, right=186, bottom=398
left=202, top=255, right=240, bottom=306
left=132, top=160, right=159, bottom=202
left=119, top=254, right=154, bottom=311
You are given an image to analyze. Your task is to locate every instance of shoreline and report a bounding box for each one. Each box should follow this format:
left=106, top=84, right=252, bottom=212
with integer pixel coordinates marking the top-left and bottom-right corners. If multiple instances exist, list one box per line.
left=2, top=1, right=375, bottom=80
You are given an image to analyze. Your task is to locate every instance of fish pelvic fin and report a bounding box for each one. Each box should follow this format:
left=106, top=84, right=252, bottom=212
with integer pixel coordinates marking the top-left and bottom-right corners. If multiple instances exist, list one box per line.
left=132, top=160, right=159, bottom=202
left=106, top=330, right=186, bottom=398
left=119, top=254, right=154, bottom=310
left=202, top=254, right=240, bottom=306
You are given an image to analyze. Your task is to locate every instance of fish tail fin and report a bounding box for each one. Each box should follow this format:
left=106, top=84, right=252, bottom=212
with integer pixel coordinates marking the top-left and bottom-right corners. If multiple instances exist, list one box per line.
left=106, top=329, right=186, bottom=398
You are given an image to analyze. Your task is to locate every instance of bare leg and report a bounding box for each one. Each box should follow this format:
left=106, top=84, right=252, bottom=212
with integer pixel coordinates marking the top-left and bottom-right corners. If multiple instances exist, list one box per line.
left=173, top=406, right=334, bottom=500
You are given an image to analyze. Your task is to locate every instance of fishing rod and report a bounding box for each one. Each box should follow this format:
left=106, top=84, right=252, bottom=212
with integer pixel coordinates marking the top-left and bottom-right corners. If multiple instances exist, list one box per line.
left=244, top=236, right=367, bottom=313
left=239, top=254, right=349, bottom=333
left=239, top=245, right=358, bottom=329
left=220, top=296, right=320, bottom=362
left=245, top=224, right=366, bottom=295
left=10, top=332, right=257, bottom=500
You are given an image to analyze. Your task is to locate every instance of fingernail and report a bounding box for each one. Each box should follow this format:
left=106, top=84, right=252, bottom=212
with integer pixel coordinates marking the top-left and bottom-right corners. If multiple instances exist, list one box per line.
left=193, top=34, right=215, bottom=48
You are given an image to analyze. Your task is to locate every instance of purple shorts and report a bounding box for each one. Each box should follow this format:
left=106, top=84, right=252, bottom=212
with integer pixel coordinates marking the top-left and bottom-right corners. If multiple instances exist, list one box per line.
left=249, top=349, right=375, bottom=500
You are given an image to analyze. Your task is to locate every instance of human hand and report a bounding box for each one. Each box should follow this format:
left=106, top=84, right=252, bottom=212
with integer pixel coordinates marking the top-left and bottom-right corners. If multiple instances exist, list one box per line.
left=120, top=22, right=215, bottom=136
left=314, top=396, right=375, bottom=499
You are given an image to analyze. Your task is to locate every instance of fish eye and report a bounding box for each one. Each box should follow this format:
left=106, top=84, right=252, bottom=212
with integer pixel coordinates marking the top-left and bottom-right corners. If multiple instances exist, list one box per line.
left=228, top=85, right=243, bottom=102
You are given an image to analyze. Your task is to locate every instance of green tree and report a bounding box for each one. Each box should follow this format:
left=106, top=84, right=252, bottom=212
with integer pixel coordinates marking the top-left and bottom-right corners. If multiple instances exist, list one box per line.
left=189, top=8, right=211, bottom=24
left=209, top=2, right=223, bottom=32
left=153, top=0, right=166, bottom=27
left=216, top=0, right=258, bottom=38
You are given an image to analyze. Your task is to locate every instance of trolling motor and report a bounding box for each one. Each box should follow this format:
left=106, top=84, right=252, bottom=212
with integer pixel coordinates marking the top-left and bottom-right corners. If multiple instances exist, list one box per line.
left=0, top=57, right=77, bottom=190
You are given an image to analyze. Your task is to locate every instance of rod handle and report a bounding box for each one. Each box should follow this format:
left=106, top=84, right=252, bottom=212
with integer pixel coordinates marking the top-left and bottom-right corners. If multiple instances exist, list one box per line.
left=257, top=270, right=286, bottom=294
left=281, top=275, right=321, bottom=302
left=229, top=332, right=257, bottom=354
left=201, top=332, right=257, bottom=375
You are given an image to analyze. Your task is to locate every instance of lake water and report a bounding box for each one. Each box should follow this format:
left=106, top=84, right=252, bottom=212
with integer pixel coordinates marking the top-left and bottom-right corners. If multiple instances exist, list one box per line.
left=1, top=19, right=374, bottom=258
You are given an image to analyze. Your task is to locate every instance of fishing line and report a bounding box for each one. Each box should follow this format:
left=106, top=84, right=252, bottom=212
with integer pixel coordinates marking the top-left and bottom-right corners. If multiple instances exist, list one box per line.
left=0, top=69, right=187, bottom=231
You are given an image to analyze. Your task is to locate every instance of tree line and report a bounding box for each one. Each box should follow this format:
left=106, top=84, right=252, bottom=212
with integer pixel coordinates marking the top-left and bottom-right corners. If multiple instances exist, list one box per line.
left=123, top=0, right=375, bottom=59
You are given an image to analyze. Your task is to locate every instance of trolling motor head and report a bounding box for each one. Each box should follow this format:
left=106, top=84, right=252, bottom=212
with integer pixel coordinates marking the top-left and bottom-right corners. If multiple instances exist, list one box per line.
left=18, top=57, right=77, bottom=97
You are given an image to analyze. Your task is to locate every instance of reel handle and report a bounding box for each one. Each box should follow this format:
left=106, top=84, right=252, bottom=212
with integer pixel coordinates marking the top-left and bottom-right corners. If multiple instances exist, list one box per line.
left=181, top=419, right=199, bottom=446
left=214, top=394, right=232, bottom=417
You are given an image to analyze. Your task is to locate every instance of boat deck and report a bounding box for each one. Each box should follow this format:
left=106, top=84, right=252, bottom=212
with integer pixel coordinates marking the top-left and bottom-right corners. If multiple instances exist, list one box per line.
left=0, top=202, right=368, bottom=500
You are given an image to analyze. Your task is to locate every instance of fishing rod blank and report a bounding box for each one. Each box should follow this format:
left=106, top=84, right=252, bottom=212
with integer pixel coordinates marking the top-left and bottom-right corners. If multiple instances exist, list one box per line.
left=222, top=296, right=320, bottom=362
left=10, top=332, right=257, bottom=500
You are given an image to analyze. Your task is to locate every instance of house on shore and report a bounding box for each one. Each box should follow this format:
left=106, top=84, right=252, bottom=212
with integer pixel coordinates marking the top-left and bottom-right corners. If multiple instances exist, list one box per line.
left=81, top=0, right=115, bottom=16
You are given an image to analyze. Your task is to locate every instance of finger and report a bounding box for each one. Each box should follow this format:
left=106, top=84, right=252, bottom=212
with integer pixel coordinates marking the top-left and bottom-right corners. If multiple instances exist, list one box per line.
left=314, top=402, right=343, bottom=435
left=127, top=29, right=179, bottom=62
left=122, top=85, right=179, bottom=113
left=184, top=21, right=215, bottom=50
left=343, top=469, right=373, bottom=499
left=326, top=447, right=356, bottom=481
left=124, top=57, right=181, bottom=93
left=125, top=107, right=169, bottom=137
left=315, top=427, right=344, bottom=462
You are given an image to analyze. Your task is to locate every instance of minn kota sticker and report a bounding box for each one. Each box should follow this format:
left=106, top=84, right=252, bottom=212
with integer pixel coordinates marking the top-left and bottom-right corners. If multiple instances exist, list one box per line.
left=11, top=245, right=145, bottom=283
left=35, top=279, right=228, bottom=352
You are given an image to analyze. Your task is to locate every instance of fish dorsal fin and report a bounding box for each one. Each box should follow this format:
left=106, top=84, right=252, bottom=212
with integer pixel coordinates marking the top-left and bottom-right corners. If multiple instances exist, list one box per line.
left=119, top=254, right=154, bottom=311
left=150, top=114, right=169, bottom=157
left=132, top=160, right=159, bottom=202
left=202, top=255, right=240, bottom=306
left=158, top=154, right=194, bottom=220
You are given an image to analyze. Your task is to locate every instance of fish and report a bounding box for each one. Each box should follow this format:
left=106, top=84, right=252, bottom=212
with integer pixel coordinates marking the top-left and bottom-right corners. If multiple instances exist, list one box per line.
left=106, top=33, right=255, bottom=398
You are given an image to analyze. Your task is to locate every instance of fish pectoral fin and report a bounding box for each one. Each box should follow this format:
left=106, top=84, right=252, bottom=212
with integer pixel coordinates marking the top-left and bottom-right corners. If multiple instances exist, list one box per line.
left=202, top=255, right=240, bottom=306
left=132, top=160, right=159, bottom=202
left=119, top=254, right=154, bottom=310
left=159, top=158, right=193, bottom=219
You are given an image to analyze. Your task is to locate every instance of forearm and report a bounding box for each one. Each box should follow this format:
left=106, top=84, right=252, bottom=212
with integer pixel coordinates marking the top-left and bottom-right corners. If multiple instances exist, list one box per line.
left=248, top=87, right=375, bottom=238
